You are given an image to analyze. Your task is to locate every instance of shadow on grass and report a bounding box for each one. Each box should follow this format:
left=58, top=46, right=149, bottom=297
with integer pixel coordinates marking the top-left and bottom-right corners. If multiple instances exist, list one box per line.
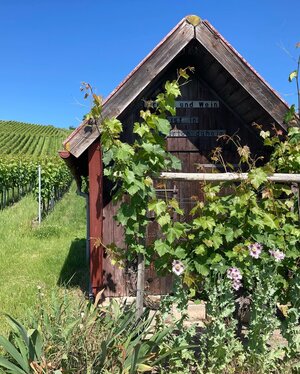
left=57, top=238, right=89, bottom=293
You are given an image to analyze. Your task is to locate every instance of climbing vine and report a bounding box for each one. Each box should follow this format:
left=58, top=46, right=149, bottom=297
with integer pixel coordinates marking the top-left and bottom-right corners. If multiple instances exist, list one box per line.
left=82, top=70, right=300, bottom=302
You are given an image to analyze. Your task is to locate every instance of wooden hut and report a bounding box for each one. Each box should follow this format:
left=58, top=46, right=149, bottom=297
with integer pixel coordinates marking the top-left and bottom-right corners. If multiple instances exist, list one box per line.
left=59, top=15, right=289, bottom=298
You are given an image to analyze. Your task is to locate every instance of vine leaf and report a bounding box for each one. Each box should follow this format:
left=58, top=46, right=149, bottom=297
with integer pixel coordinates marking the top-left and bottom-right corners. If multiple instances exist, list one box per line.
left=156, top=118, right=171, bottom=135
left=194, top=261, right=209, bottom=276
left=248, top=168, right=268, bottom=189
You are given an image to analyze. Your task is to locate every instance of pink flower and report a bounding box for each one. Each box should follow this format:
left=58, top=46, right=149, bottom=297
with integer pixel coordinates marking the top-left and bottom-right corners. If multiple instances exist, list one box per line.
left=248, top=243, right=263, bottom=259
left=227, top=267, right=242, bottom=281
left=232, top=280, right=242, bottom=290
left=269, top=249, right=285, bottom=262
left=172, top=260, right=185, bottom=276
left=227, top=267, right=243, bottom=290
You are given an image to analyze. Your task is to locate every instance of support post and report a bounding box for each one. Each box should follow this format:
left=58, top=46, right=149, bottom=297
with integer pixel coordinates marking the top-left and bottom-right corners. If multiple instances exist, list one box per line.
left=136, top=252, right=145, bottom=319
left=38, top=165, right=41, bottom=224
left=88, top=141, right=104, bottom=299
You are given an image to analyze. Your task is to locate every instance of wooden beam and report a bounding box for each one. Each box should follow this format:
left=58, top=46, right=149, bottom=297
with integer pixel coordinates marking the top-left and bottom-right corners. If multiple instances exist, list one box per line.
left=159, top=172, right=300, bottom=183
left=88, top=141, right=103, bottom=297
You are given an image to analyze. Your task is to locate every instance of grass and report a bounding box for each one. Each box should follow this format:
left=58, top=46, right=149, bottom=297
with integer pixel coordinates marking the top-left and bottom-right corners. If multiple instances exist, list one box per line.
left=0, top=183, right=87, bottom=335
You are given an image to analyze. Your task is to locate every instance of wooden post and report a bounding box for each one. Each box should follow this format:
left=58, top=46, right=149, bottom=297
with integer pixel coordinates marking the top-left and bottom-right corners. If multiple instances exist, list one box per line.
left=88, top=141, right=103, bottom=298
left=136, top=252, right=145, bottom=319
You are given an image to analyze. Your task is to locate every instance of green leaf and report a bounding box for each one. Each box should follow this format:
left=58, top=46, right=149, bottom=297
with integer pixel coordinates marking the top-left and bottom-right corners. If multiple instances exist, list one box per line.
left=154, top=240, right=170, bottom=257
left=248, top=168, right=268, bottom=189
left=127, top=184, right=140, bottom=196
left=157, top=213, right=171, bottom=227
left=0, top=336, right=29, bottom=373
left=174, top=246, right=186, bottom=259
left=124, top=169, right=136, bottom=185
left=209, top=253, right=223, bottom=264
left=136, top=364, right=153, bottom=372
left=105, top=118, right=123, bottom=135
left=194, top=261, right=209, bottom=276
left=284, top=104, right=296, bottom=123
left=117, top=203, right=137, bottom=225
left=133, top=123, right=149, bottom=137
left=262, top=212, right=278, bottom=229
left=141, top=142, right=155, bottom=153
left=195, top=245, right=206, bottom=255
left=168, top=153, right=182, bottom=170
left=280, top=185, right=293, bottom=196
left=178, top=68, right=190, bottom=79
left=28, top=329, right=43, bottom=362
left=156, top=118, right=171, bottom=135
left=168, top=198, right=184, bottom=215
left=148, top=200, right=166, bottom=216
left=115, top=143, right=134, bottom=161
left=224, top=227, right=235, bottom=242
left=5, top=315, right=29, bottom=347
left=203, top=239, right=214, bottom=248
left=212, top=234, right=223, bottom=249
left=166, top=222, right=185, bottom=243
left=288, top=70, right=298, bottom=82
left=102, top=149, right=114, bottom=165
left=193, top=216, right=216, bottom=231
left=0, top=357, right=27, bottom=374
left=260, top=130, right=270, bottom=139
left=165, top=81, right=181, bottom=97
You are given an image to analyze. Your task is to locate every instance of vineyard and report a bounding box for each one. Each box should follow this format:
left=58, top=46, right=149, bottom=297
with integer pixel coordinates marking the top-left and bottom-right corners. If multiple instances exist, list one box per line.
left=0, top=120, right=73, bottom=212
left=0, top=120, right=69, bottom=156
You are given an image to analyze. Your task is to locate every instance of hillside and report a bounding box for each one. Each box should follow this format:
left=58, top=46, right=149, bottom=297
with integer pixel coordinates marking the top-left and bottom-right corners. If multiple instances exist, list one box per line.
left=0, top=120, right=70, bottom=157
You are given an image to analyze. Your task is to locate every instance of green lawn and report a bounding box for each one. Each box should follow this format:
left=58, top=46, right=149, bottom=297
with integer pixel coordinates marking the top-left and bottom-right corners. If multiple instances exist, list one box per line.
left=0, top=183, right=87, bottom=334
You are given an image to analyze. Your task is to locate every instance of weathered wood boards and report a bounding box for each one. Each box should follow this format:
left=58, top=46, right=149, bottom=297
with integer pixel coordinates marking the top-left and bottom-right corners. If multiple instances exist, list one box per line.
left=88, top=141, right=103, bottom=296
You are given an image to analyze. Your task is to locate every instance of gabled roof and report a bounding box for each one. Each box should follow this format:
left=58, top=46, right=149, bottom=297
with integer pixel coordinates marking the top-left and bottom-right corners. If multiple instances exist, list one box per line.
left=62, top=15, right=289, bottom=159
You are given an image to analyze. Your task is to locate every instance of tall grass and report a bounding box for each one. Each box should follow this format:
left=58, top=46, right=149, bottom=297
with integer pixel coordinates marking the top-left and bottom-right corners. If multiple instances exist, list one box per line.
left=0, top=183, right=87, bottom=335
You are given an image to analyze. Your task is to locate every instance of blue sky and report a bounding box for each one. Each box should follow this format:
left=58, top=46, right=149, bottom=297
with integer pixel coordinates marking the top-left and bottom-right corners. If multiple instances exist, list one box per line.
left=0, top=1, right=299, bottom=128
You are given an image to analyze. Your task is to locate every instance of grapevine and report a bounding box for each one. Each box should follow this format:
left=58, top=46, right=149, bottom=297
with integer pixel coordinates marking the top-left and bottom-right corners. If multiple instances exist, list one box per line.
left=0, top=120, right=72, bottom=213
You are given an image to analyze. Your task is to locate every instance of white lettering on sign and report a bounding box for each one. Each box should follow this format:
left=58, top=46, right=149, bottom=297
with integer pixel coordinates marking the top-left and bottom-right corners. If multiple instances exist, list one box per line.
left=168, top=129, right=225, bottom=138
left=148, top=100, right=220, bottom=109
left=167, top=116, right=199, bottom=124
left=176, top=101, right=219, bottom=108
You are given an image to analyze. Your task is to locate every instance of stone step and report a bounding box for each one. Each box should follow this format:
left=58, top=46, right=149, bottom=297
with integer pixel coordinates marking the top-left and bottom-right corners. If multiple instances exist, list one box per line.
left=102, top=296, right=206, bottom=325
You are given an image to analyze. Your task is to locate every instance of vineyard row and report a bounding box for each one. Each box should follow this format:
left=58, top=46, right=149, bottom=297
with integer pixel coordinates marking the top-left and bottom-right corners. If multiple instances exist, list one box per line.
left=0, top=133, right=66, bottom=157
left=0, top=120, right=69, bottom=137
left=0, top=157, right=73, bottom=214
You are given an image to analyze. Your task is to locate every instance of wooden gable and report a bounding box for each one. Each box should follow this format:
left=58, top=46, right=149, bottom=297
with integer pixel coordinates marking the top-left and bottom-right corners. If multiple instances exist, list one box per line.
left=62, top=15, right=288, bottom=166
